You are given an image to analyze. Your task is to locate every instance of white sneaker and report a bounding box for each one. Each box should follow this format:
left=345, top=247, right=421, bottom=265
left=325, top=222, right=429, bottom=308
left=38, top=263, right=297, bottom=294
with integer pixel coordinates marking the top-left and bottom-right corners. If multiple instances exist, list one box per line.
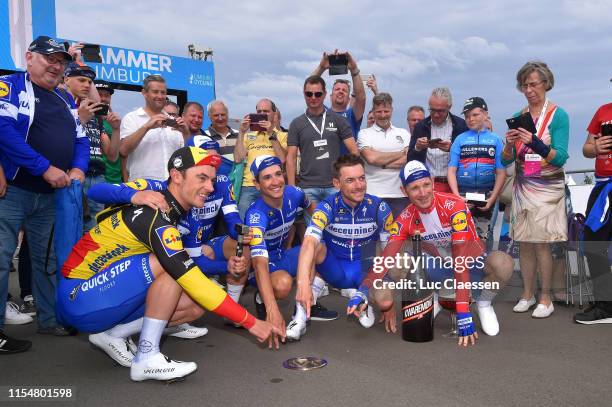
left=130, top=353, right=197, bottom=382
left=286, top=319, right=307, bottom=341
left=532, top=303, right=554, bottom=318
left=89, top=332, right=135, bottom=367
left=477, top=304, right=499, bottom=336
left=4, top=301, right=33, bottom=325
left=358, top=305, right=376, bottom=328
left=340, top=288, right=357, bottom=298
left=513, top=297, right=536, bottom=313
left=166, top=323, right=208, bottom=339
left=320, top=284, right=329, bottom=297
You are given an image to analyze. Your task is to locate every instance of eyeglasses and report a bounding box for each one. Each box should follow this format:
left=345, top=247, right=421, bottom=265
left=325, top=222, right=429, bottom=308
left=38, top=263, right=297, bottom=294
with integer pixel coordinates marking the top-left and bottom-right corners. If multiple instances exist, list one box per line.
left=428, top=108, right=448, bottom=114
left=41, top=53, right=68, bottom=67
left=521, top=80, right=544, bottom=91
left=305, top=91, right=324, bottom=98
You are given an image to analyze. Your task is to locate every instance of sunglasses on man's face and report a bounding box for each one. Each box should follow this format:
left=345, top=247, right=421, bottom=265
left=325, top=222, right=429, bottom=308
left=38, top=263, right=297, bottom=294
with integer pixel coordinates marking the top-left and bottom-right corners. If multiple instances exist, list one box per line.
left=304, top=91, right=324, bottom=98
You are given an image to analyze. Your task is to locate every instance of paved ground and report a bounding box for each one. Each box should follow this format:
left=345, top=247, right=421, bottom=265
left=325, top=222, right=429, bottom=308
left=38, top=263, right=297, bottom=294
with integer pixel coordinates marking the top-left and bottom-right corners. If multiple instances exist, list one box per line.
left=2, top=268, right=610, bottom=407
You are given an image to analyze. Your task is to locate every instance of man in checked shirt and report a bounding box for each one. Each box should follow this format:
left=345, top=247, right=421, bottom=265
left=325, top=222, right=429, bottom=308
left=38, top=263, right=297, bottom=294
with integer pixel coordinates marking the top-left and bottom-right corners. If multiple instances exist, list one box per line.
left=407, top=87, right=468, bottom=193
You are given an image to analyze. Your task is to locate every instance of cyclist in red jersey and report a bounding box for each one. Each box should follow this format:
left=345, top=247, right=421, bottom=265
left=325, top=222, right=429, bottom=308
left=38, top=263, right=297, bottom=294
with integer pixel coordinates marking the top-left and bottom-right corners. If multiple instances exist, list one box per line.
left=348, top=161, right=513, bottom=346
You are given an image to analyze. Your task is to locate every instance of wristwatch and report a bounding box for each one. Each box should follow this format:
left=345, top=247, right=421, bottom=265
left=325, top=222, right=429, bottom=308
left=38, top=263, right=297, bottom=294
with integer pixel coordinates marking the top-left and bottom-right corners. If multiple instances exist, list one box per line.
left=351, top=69, right=360, bottom=76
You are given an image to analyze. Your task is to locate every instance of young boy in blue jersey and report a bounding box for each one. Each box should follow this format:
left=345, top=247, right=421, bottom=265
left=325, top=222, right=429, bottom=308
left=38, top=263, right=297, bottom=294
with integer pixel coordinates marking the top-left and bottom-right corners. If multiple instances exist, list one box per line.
left=447, top=97, right=506, bottom=245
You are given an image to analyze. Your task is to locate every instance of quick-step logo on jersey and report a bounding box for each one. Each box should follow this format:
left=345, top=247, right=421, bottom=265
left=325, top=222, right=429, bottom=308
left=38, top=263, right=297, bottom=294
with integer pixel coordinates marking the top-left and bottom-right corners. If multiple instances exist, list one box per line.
left=402, top=294, right=434, bottom=322
left=155, top=226, right=183, bottom=257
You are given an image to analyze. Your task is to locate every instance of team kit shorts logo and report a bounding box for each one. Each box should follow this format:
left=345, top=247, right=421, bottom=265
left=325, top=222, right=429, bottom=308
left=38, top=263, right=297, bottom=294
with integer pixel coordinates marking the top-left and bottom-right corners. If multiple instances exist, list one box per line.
left=0, top=80, right=11, bottom=99
left=155, top=226, right=183, bottom=256
left=451, top=211, right=468, bottom=232
left=311, top=211, right=328, bottom=229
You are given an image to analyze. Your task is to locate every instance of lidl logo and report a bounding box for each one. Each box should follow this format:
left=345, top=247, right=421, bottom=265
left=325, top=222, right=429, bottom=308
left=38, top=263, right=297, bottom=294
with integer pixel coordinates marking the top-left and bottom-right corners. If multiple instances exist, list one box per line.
left=311, top=210, right=328, bottom=229
left=451, top=211, right=468, bottom=232
left=125, top=179, right=148, bottom=191
left=155, top=226, right=183, bottom=256
left=0, top=81, right=11, bottom=99
left=250, top=227, right=264, bottom=246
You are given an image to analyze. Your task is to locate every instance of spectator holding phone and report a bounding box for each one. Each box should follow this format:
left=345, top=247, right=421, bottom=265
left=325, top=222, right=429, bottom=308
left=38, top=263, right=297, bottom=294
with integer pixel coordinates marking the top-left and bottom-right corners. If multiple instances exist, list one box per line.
left=94, top=80, right=124, bottom=184
left=119, top=74, right=184, bottom=181
left=407, top=87, right=468, bottom=193
left=502, top=61, right=569, bottom=319
left=447, top=97, right=506, bottom=245
left=573, top=100, right=612, bottom=324
left=64, top=64, right=120, bottom=230
left=234, top=99, right=288, bottom=218
left=312, top=50, right=366, bottom=140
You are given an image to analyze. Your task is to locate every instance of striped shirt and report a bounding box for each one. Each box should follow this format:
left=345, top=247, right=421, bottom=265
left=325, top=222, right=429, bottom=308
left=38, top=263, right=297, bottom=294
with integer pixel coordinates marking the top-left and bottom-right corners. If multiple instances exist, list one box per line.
left=426, top=115, right=453, bottom=177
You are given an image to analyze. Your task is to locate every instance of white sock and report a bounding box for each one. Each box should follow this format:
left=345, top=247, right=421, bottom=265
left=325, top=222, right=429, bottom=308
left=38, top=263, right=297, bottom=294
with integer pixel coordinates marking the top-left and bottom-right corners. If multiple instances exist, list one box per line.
left=134, top=317, right=167, bottom=363
left=477, top=289, right=496, bottom=308
left=294, top=303, right=307, bottom=323
left=311, top=276, right=325, bottom=304
left=105, top=317, right=143, bottom=338
left=227, top=284, right=244, bottom=303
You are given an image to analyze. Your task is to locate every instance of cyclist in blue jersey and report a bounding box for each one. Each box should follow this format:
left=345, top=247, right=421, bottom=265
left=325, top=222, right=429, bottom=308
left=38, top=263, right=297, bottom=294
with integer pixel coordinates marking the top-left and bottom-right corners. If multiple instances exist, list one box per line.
left=447, top=97, right=506, bottom=244
left=288, top=154, right=397, bottom=339
left=247, top=155, right=341, bottom=349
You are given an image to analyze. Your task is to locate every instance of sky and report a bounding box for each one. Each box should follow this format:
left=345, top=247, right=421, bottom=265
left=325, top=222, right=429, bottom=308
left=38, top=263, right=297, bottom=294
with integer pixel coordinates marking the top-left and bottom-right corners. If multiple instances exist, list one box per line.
left=55, top=0, right=612, bottom=172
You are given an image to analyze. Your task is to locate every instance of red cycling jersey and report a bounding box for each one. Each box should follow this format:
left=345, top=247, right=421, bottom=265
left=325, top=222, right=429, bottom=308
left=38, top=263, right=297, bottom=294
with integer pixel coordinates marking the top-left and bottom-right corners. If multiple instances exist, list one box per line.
left=364, top=192, right=484, bottom=312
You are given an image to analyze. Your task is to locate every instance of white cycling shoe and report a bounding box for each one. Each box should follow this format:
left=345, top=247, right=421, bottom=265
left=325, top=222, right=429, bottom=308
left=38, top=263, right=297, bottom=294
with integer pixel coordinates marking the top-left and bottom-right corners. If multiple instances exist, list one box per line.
left=286, top=319, right=307, bottom=341
left=130, top=353, right=197, bottom=382
left=165, top=323, right=208, bottom=339
left=89, top=332, right=136, bottom=367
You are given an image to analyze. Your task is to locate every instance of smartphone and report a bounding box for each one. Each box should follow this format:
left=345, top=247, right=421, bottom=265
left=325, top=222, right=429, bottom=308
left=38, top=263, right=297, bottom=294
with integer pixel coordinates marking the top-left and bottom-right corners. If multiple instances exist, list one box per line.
left=81, top=43, right=102, bottom=63
left=359, top=73, right=374, bottom=83
left=328, top=53, right=348, bottom=75
left=601, top=123, right=612, bottom=137
left=506, top=112, right=537, bottom=134
left=62, top=41, right=70, bottom=52
left=428, top=138, right=442, bottom=147
left=249, top=113, right=268, bottom=132
left=163, top=118, right=177, bottom=127
left=94, top=103, right=109, bottom=116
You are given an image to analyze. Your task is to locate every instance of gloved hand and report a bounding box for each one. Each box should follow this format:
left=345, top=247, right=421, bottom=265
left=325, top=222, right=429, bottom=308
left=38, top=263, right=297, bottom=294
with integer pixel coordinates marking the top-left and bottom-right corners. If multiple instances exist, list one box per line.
left=527, top=134, right=551, bottom=159
left=347, top=290, right=368, bottom=309
left=456, top=312, right=476, bottom=337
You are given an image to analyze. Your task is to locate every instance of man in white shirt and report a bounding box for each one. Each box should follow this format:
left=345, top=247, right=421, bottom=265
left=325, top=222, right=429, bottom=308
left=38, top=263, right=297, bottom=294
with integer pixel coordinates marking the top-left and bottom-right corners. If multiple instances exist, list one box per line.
left=119, top=75, right=185, bottom=181
left=357, top=93, right=411, bottom=216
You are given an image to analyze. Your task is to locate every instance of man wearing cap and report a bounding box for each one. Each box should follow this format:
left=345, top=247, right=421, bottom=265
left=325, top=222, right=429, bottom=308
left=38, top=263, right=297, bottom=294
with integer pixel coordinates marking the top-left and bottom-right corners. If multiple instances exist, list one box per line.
left=0, top=36, right=90, bottom=352
left=234, top=98, right=288, bottom=218
left=119, top=74, right=184, bottom=181
left=349, top=161, right=513, bottom=343
left=57, top=146, right=278, bottom=381
left=447, top=97, right=506, bottom=246
left=407, top=87, right=468, bottom=193
left=64, top=63, right=121, bottom=230
left=87, top=141, right=250, bottom=317
left=94, top=80, right=124, bottom=184
left=246, top=155, right=323, bottom=349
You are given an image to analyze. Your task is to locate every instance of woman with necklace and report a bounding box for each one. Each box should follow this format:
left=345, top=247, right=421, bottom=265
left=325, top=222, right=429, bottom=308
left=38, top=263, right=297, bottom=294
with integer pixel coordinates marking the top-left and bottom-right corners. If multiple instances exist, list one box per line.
left=502, top=61, right=570, bottom=319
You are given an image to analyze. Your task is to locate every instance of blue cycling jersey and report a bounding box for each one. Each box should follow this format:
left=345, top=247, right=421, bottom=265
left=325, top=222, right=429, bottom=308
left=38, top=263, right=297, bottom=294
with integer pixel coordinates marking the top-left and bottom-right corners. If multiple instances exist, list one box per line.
left=87, top=175, right=241, bottom=257
left=246, top=185, right=310, bottom=260
left=448, top=129, right=505, bottom=193
left=304, top=192, right=395, bottom=261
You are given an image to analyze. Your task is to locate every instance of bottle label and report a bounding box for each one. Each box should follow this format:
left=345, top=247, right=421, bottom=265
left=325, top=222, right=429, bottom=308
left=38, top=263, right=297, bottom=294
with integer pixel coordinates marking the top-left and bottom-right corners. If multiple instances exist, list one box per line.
left=402, top=294, right=434, bottom=322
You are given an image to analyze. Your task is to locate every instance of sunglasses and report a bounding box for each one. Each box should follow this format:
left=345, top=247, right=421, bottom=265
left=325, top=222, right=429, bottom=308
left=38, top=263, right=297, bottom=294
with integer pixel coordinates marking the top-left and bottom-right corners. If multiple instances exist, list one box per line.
left=304, top=91, right=324, bottom=98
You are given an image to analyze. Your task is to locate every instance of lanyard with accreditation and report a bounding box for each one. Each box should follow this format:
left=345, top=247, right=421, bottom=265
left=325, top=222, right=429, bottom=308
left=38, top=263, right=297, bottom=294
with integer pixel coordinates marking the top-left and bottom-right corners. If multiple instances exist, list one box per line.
left=306, top=110, right=328, bottom=149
